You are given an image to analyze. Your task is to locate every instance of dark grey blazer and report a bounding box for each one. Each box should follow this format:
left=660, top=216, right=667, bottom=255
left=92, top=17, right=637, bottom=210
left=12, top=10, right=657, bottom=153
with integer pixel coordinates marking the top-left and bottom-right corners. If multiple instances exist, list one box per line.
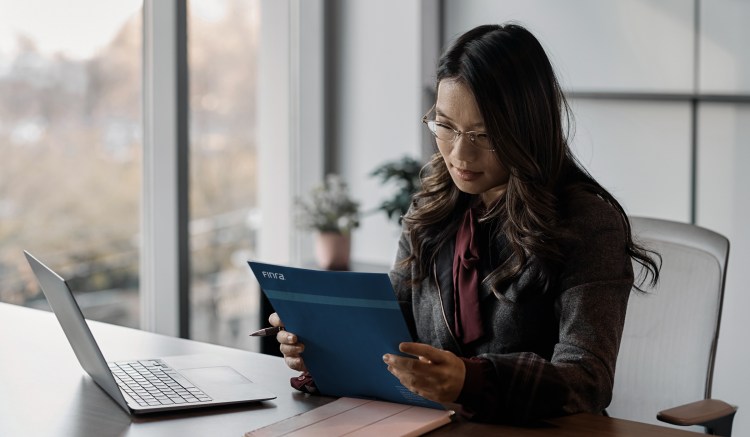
left=389, top=192, right=634, bottom=423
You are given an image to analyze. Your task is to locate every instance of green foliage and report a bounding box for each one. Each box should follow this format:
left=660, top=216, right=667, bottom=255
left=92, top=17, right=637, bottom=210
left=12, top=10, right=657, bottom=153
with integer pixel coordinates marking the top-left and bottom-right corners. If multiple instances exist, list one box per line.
left=370, top=156, right=422, bottom=224
left=296, top=174, right=360, bottom=234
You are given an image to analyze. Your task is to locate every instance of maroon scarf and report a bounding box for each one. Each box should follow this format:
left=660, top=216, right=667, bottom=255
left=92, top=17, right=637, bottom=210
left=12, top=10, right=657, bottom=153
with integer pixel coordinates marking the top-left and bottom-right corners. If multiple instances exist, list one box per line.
left=452, top=206, right=485, bottom=344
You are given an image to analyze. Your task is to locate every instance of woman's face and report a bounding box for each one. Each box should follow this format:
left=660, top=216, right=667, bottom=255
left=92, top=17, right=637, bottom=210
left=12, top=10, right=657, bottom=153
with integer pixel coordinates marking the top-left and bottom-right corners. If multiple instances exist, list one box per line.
left=435, top=79, right=509, bottom=206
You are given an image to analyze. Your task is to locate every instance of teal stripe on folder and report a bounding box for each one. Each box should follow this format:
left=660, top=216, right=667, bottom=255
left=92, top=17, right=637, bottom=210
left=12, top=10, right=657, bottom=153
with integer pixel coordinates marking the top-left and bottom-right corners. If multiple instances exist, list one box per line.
left=264, top=289, right=400, bottom=310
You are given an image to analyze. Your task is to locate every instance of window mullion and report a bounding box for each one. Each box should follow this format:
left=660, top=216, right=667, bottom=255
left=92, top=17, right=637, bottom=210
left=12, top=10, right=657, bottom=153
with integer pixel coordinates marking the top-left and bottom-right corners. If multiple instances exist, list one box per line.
left=141, top=0, right=189, bottom=337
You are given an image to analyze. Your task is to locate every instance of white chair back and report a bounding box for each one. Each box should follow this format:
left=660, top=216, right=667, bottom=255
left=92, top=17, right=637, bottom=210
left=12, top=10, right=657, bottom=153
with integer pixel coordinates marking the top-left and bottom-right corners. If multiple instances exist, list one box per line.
left=608, top=217, right=730, bottom=433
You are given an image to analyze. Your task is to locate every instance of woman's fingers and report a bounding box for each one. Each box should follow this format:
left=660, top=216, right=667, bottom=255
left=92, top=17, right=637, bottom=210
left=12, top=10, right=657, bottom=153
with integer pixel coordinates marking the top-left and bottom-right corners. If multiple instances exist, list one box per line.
left=280, top=337, right=307, bottom=372
left=268, top=313, right=309, bottom=372
left=277, top=329, right=297, bottom=345
left=284, top=356, right=307, bottom=372
left=383, top=342, right=465, bottom=403
left=398, top=342, right=443, bottom=363
left=280, top=342, right=305, bottom=356
left=268, top=312, right=285, bottom=328
left=385, top=353, right=431, bottom=373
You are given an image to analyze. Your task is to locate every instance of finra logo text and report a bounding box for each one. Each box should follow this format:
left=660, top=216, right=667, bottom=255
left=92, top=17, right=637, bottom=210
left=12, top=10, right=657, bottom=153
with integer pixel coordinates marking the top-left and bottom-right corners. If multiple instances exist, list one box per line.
left=262, top=271, right=286, bottom=280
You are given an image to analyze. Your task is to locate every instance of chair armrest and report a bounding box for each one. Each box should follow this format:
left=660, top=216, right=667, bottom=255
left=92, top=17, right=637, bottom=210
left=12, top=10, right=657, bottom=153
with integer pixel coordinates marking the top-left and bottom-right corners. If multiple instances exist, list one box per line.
left=657, top=398, right=737, bottom=426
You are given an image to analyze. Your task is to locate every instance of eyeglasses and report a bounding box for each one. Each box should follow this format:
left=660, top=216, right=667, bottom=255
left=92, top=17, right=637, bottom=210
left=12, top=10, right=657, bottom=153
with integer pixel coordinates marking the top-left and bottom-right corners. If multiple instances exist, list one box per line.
left=421, top=105, right=494, bottom=151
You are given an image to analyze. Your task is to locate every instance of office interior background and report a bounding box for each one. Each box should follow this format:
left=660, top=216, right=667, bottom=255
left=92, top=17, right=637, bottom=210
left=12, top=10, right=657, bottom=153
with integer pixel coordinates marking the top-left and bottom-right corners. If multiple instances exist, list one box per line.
left=1, top=0, right=748, bottom=433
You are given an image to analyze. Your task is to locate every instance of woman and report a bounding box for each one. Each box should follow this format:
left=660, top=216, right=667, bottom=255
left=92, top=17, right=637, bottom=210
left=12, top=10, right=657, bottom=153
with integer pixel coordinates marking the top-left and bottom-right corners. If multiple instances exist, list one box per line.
left=270, top=23, right=659, bottom=423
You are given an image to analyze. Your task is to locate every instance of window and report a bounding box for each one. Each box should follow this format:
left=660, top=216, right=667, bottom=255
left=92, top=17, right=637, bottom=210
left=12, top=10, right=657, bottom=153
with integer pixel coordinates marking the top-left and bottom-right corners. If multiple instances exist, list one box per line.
left=2, top=1, right=303, bottom=346
left=0, top=0, right=142, bottom=327
left=188, top=0, right=262, bottom=348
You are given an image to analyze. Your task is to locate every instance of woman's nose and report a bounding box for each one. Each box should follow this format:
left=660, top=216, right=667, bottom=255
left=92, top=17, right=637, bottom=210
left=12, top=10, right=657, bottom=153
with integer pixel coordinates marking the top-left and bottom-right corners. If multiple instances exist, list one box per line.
left=451, top=134, right=478, bottom=161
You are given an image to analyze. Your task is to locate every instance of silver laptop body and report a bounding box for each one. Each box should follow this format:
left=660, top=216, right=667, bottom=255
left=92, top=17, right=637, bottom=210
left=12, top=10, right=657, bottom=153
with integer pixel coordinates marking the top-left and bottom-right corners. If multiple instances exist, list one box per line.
left=24, top=251, right=276, bottom=414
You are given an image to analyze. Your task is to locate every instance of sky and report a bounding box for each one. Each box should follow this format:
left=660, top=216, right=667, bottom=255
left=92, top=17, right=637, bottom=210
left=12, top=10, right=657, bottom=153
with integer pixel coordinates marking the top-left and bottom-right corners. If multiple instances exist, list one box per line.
left=0, top=0, right=143, bottom=60
left=0, top=1, right=243, bottom=61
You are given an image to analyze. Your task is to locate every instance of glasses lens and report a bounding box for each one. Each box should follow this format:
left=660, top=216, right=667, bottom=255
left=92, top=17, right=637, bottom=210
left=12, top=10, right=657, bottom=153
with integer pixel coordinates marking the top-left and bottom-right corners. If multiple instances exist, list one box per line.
left=427, top=121, right=456, bottom=142
left=469, top=133, right=493, bottom=150
left=424, top=118, right=494, bottom=150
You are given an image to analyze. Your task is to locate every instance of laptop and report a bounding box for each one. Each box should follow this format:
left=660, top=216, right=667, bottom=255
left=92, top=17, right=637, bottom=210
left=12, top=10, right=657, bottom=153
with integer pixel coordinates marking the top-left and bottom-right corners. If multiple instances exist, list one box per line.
left=24, top=250, right=276, bottom=414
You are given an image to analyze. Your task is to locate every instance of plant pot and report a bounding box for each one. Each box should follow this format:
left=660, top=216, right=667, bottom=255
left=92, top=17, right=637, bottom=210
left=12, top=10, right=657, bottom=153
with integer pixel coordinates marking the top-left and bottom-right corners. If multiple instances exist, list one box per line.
left=314, top=231, right=351, bottom=271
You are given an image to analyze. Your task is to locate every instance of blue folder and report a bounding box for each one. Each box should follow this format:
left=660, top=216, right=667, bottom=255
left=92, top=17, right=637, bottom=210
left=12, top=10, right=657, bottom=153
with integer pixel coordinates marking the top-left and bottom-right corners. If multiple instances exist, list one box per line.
left=248, top=261, right=442, bottom=409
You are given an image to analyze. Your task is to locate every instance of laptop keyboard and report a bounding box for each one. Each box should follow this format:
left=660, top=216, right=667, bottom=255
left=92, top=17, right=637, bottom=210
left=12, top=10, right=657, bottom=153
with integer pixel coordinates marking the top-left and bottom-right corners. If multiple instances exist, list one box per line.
left=109, top=359, right=213, bottom=407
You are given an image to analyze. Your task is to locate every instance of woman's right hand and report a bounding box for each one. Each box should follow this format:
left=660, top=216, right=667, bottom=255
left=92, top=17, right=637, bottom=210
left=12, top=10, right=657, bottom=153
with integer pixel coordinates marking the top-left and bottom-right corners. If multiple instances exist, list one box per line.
left=269, top=312, right=307, bottom=372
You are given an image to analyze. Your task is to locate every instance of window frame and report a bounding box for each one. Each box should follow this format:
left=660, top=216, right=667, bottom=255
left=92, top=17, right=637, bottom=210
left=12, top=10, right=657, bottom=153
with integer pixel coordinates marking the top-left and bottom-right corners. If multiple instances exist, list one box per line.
left=141, top=0, right=188, bottom=337
left=141, top=0, right=324, bottom=338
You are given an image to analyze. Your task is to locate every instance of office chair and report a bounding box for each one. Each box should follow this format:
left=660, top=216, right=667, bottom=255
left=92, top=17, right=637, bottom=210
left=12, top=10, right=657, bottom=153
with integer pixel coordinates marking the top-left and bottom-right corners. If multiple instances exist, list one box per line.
left=607, top=217, right=737, bottom=436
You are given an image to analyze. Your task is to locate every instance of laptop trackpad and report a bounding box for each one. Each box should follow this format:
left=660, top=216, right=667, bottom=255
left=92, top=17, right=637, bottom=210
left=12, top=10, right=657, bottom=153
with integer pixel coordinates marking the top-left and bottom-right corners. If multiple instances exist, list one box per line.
left=180, top=366, right=260, bottom=400
left=181, top=366, right=252, bottom=386
left=166, top=359, right=275, bottom=401
left=180, top=366, right=259, bottom=400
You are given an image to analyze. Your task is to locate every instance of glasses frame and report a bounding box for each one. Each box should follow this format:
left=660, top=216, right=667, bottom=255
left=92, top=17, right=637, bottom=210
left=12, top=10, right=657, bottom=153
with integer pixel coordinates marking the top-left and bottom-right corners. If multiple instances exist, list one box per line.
left=421, top=105, right=495, bottom=151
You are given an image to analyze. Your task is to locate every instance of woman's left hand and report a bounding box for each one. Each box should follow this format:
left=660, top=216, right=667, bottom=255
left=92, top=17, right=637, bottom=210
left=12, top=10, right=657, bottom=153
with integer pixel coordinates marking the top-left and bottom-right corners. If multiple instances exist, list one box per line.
left=383, top=342, right=465, bottom=403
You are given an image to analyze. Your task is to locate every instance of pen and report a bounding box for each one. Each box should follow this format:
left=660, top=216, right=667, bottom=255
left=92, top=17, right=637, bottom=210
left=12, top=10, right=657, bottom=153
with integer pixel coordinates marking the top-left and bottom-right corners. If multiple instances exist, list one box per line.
left=249, top=326, right=283, bottom=337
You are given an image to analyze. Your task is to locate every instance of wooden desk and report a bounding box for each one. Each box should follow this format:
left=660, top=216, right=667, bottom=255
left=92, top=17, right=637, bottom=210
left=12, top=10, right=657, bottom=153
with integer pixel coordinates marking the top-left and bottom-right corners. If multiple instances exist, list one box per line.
left=0, top=303, right=700, bottom=436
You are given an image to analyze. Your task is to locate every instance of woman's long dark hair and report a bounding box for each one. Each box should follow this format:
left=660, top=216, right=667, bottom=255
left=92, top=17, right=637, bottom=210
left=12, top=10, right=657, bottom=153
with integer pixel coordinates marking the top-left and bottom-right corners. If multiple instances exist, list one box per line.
left=402, top=23, right=659, bottom=293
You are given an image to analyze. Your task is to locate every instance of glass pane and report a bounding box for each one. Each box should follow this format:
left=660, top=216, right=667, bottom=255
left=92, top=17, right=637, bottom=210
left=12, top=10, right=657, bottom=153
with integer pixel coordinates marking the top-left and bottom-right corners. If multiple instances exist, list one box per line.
left=569, top=99, right=692, bottom=222
left=699, top=0, right=750, bottom=94
left=0, top=1, right=143, bottom=327
left=188, top=0, right=261, bottom=349
left=443, top=0, right=695, bottom=92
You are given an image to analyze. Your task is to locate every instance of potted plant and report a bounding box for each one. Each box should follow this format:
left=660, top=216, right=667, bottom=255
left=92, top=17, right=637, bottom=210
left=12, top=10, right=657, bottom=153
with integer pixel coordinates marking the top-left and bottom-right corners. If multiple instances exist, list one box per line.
left=296, top=174, right=360, bottom=270
left=370, top=156, right=423, bottom=225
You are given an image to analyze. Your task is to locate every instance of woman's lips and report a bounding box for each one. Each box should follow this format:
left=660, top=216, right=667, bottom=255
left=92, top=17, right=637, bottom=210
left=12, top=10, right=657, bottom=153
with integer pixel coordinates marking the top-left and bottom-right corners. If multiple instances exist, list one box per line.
left=454, top=167, right=481, bottom=181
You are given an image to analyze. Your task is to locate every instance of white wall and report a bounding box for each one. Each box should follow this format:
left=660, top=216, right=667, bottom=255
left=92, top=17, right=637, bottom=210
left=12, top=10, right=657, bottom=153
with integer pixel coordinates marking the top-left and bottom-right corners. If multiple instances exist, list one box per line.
left=258, top=0, right=293, bottom=265
left=699, top=0, right=750, bottom=94
left=443, top=0, right=750, bottom=433
left=443, top=0, right=695, bottom=93
left=259, top=0, right=325, bottom=266
left=328, top=0, right=425, bottom=267
left=569, top=99, right=692, bottom=222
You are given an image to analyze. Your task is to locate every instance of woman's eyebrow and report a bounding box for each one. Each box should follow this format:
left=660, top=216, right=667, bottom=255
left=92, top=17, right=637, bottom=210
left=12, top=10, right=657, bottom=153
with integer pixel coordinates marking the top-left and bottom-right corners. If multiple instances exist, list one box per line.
left=435, top=108, right=486, bottom=130
left=434, top=107, right=454, bottom=121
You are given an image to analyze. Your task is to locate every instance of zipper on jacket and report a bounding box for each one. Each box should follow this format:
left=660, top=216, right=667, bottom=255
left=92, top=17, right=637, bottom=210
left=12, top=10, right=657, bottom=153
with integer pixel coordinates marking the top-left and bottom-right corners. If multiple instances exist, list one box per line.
left=433, top=263, right=463, bottom=355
